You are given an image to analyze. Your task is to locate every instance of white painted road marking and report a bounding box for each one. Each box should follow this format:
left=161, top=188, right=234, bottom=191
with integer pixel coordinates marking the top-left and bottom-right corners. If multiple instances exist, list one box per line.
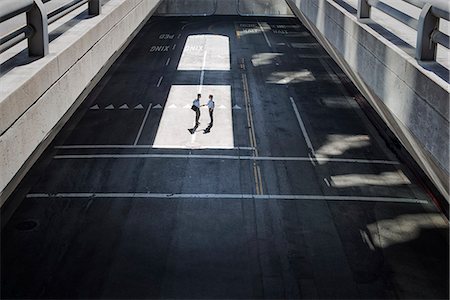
left=133, top=103, right=152, bottom=145
left=157, top=76, right=163, bottom=87
left=105, top=104, right=114, bottom=110
left=152, top=104, right=162, bottom=109
left=55, top=145, right=255, bottom=150
left=150, top=45, right=170, bottom=52
left=134, top=104, right=144, bottom=109
left=26, top=192, right=427, bottom=204
left=258, top=22, right=272, bottom=48
left=159, top=34, right=174, bottom=39
left=198, top=50, right=207, bottom=93
left=90, top=104, right=99, bottom=110
left=119, top=104, right=129, bottom=109
left=52, top=153, right=399, bottom=165
left=272, top=29, right=288, bottom=34
left=290, top=96, right=315, bottom=156
left=165, top=57, right=171, bottom=66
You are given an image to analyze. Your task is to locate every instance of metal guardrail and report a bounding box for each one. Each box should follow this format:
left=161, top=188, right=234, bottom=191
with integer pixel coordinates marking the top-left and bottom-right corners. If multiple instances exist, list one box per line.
left=357, top=0, right=450, bottom=61
left=0, top=0, right=101, bottom=57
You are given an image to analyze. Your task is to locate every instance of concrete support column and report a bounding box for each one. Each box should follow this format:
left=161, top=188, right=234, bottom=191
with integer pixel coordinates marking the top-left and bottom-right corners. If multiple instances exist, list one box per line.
left=416, top=4, right=438, bottom=61
left=26, top=0, right=48, bottom=57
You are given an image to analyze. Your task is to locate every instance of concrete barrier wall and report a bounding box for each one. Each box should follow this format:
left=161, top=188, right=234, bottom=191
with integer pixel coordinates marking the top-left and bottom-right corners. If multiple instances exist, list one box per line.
left=155, top=0, right=293, bottom=16
left=286, top=0, right=449, bottom=200
left=0, top=0, right=162, bottom=205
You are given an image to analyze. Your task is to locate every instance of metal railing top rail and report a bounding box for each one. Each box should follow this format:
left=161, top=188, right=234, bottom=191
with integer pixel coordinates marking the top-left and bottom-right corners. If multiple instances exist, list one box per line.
left=357, top=0, right=450, bottom=61
left=0, top=0, right=101, bottom=57
left=402, top=0, right=449, bottom=20
left=0, top=0, right=35, bottom=23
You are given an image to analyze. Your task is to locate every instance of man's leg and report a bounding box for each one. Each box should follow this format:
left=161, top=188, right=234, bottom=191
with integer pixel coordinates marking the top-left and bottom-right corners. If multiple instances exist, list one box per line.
left=209, top=109, right=214, bottom=125
left=195, top=110, right=200, bottom=125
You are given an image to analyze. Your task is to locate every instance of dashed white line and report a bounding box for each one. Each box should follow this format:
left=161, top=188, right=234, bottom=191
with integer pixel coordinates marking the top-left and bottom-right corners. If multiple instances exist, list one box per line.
left=324, top=178, right=331, bottom=187
left=26, top=192, right=427, bottom=204
left=290, top=96, right=315, bottom=156
left=165, top=57, right=171, bottom=66
left=133, top=103, right=152, bottom=145
left=172, top=44, right=176, bottom=50
left=157, top=76, right=163, bottom=87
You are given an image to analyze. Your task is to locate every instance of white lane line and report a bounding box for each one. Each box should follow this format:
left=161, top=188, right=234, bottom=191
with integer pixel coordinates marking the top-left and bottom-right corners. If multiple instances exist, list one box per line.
left=26, top=193, right=427, bottom=204
left=157, top=76, right=163, bottom=87
left=360, top=230, right=376, bottom=251
left=133, top=103, right=153, bottom=145
left=54, top=145, right=255, bottom=150
left=52, top=153, right=399, bottom=165
left=258, top=22, right=272, bottom=48
left=172, top=44, right=176, bottom=50
left=177, top=33, right=181, bottom=39
left=198, top=50, right=207, bottom=93
left=165, top=57, right=171, bottom=66
left=193, top=49, right=207, bottom=145
left=324, top=178, right=331, bottom=187
left=290, top=97, right=315, bottom=156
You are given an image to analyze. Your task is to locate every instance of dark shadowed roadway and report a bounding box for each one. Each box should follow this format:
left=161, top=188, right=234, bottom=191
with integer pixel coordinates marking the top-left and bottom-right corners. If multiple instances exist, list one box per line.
left=1, top=16, right=448, bottom=299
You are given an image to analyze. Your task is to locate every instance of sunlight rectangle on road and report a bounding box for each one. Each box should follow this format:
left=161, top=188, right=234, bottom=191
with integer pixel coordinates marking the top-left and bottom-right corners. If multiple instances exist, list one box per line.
left=177, top=35, right=230, bottom=70
left=153, top=85, right=233, bottom=149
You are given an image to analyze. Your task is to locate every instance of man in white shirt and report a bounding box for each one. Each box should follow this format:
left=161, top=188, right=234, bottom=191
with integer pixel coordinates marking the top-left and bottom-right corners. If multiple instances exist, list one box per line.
left=189, top=94, right=201, bottom=134
left=203, top=94, right=215, bottom=133
left=192, top=93, right=201, bottom=126
left=207, top=94, right=215, bottom=126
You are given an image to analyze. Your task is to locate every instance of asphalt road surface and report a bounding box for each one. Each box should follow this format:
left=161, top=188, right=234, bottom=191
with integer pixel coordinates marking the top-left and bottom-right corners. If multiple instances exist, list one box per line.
left=1, top=16, right=448, bottom=299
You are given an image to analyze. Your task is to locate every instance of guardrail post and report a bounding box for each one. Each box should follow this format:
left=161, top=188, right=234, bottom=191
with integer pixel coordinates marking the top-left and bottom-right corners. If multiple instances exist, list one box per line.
left=26, top=0, right=48, bottom=57
left=357, top=0, right=370, bottom=19
left=416, top=4, right=438, bottom=61
left=88, top=0, right=101, bottom=15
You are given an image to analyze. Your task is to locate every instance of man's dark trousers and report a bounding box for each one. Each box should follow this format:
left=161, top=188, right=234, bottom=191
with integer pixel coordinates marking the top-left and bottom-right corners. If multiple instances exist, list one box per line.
left=195, top=108, right=200, bottom=124
left=209, top=108, right=214, bottom=125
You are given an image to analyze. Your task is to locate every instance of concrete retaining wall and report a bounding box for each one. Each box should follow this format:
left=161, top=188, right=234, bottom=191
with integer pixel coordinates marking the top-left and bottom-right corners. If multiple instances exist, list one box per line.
left=0, top=0, right=162, bottom=205
left=155, top=0, right=293, bottom=16
left=286, top=0, right=449, bottom=200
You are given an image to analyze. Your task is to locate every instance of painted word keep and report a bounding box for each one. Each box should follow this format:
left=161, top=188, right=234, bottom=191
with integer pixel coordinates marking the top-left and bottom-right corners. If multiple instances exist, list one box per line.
left=272, top=29, right=288, bottom=34
left=243, top=28, right=259, bottom=33
left=185, top=45, right=204, bottom=52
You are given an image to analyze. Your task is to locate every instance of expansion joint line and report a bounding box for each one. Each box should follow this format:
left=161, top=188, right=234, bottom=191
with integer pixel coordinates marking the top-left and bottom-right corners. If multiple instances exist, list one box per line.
left=242, top=67, right=263, bottom=195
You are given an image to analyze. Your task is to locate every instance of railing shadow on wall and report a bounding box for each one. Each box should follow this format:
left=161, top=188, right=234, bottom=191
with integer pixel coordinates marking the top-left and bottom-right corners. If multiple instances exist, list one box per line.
left=0, top=0, right=101, bottom=58
left=355, top=0, right=449, bottom=62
